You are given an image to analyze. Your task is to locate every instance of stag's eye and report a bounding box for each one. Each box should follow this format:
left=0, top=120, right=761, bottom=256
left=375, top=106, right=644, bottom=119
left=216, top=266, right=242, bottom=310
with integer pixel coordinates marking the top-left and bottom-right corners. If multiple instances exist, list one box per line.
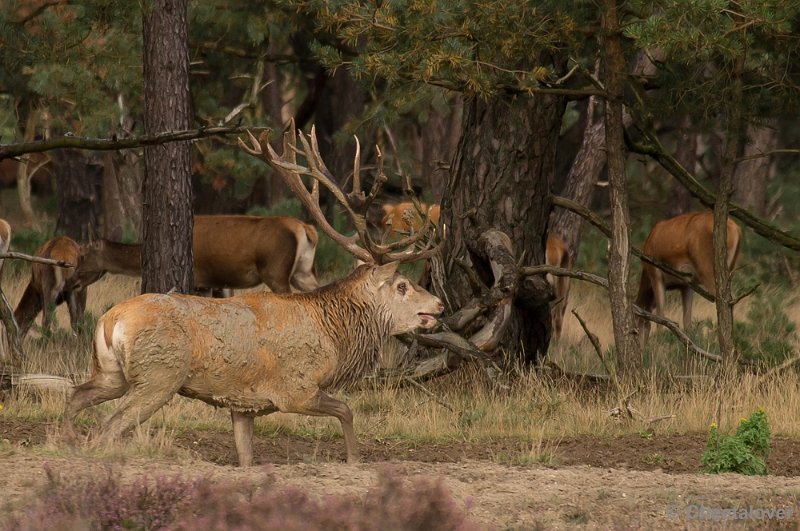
left=397, top=281, right=407, bottom=296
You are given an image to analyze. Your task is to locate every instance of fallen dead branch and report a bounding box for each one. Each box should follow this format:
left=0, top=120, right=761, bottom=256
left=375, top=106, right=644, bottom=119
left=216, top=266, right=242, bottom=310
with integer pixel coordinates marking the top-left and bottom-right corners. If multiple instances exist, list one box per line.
left=402, top=376, right=455, bottom=412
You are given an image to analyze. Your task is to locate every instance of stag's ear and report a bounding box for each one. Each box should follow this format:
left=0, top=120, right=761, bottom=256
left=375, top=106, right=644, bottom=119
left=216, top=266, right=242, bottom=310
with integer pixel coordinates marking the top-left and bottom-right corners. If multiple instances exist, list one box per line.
left=372, top=261, right=399, bottom=285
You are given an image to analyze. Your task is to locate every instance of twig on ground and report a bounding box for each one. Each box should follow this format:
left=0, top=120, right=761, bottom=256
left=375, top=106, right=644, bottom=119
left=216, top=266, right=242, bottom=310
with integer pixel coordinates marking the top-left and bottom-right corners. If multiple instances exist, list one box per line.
left=402, top=376, right=455, bottom=412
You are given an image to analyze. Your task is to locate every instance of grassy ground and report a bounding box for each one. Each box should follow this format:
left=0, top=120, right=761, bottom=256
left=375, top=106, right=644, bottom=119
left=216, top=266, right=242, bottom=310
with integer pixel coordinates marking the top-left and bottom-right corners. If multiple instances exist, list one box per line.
left=2, top=267, right=799, bottom=461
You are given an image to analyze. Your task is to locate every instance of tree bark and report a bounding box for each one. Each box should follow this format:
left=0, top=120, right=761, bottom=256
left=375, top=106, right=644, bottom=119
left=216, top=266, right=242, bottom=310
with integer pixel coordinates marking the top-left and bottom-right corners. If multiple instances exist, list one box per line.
left=551, top=95, right=605, bottom=261
left=316, top=68, right=366, bottom=188
left=141, top=0, right=193, bottom=294
left=715, top=56, right=746, bottom=368
left=258, top=51, right=289, bottom=207
left=441, top=91, right=564, bottom=365
left=417, top=94, right=463, bottom=203
left=602, top=0, right=641, bottom=374
left=54, top=150, right=103, bottom=241
left=667, top=116, right=697, bottom=218
left=101, top=147, right=143, bottom=240
left=733, top=122, right=776, bottom=216
left=16, top=108, right=39, bottom=228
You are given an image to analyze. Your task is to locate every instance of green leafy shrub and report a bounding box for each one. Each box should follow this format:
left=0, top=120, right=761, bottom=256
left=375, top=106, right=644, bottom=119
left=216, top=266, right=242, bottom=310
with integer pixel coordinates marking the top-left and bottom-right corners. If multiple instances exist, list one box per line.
left=701, top=410, right=770, bottom=475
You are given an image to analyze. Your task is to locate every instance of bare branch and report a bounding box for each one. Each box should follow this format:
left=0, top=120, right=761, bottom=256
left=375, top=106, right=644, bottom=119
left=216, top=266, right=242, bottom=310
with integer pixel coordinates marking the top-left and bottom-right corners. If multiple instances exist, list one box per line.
left=0, top=251, right=73, bottom=268
left=626, top=127, right=800, bottom=252
left=1, top=125, right=270, bottom=161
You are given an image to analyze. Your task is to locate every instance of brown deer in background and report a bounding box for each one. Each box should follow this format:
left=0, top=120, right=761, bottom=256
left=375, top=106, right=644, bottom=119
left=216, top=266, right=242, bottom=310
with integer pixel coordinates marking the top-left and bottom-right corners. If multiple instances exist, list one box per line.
left=77, top=215, right=320, bottom=296
left=61, top=125, right=444, bottom=466
left=545, top=234, right=570, bottom=340
left=635, top=211, right=742, bottom=346
left=14, top=236, right=85, bottom=338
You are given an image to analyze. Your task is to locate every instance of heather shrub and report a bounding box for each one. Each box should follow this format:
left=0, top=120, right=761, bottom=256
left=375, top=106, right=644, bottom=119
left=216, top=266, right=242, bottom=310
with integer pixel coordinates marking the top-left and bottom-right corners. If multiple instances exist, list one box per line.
left=8, top=465, right=486, bottom=531
left=9, top=464, right=207, bottom=531
left=172, top=467, right=483, bottom=531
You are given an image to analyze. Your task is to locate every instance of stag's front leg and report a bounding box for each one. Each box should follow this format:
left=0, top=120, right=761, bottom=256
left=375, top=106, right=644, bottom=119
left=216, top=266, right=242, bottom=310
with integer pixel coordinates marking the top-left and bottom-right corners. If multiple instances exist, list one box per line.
left=231, top=410, right=256, bottom=466
left=288, top=390, right=359, bottom=463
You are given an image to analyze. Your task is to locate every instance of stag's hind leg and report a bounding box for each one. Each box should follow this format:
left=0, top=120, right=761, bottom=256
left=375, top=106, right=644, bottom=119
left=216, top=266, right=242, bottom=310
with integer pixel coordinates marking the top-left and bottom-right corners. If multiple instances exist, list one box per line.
left=286, top=390, right=358, bottom=463
left=99, top=369, right=187, bottom=442
left=61, top=368, right=129, bottom=442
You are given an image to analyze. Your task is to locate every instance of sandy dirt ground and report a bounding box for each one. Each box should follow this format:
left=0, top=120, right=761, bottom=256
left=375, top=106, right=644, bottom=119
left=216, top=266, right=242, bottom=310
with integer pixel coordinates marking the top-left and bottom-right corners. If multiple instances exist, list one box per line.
left=2, top=419, right=799, bottom=529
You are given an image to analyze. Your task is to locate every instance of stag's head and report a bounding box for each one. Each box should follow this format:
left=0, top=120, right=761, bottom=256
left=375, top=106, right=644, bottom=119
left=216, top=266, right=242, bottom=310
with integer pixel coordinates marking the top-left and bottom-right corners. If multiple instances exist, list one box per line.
left=360, top=262, right=445, bottom=335
left=238, top=120, right=442, bottom=268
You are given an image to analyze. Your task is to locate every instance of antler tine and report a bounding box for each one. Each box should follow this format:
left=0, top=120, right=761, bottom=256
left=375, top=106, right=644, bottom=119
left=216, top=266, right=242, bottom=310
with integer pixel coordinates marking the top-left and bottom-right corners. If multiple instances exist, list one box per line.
left=385, top=236, right=445, bottom=264
left=237, top=129, right=264, bottom=157
left=239, top=122, right=373, bottom=265
left=297, top=130, right=368, bottom=237
left=352, top=136, right=362, bottom=195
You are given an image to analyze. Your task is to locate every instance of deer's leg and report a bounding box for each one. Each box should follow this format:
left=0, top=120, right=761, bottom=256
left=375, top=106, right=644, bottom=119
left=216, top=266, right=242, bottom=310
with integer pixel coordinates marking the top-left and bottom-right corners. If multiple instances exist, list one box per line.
left=231, top=410, right=257, bottom=466
left=40, top=291, right=52, bottom=333
left=98, top=371, right=186, bottom=442
left=286, top=390, right=358, bottom=463
left=681, top=287, right=694, bottom=330
left=652, top=272, right=666, bottom=321
left=67, top=289, right=87, bottom=333
left=14, top=282, right=40, bottom=339
left=61, top=369, right=129, bottom=441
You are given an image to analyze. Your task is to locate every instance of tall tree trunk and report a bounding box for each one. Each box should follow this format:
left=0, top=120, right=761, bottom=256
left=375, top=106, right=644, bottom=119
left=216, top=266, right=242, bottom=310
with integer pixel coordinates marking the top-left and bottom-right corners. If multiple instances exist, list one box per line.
left=54, top=150, right=103, bottom=241
left=141, top=0, right=193, bottom=294
left=603, top=0, right=641, bottom=375
left=16, top=107, right=39, bottom=228
left=416, top=94, right=463, bottom=203
left=258, top=48, right=289, bottom=207
left=733, top=122, right=776, bottom=216
left=551, top=95, right=605, bottom=261
left=715, top=55, right=746, bottom=368
left=102, top=147, right=143, bottom=240
left=441, top=92, right=564, bottom=364
left=667, top=116, right=697, bottom=218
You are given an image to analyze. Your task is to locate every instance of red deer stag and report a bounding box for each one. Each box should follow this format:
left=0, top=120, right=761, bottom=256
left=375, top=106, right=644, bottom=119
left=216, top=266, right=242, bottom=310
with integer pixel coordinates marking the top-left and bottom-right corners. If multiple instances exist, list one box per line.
left=77, top=215, right=319, bottom=295
left=635, top=211, right=741, bottom=346
left=61, top=124, right=444, bottom=466
left=15, top=236, right=85, bottom=338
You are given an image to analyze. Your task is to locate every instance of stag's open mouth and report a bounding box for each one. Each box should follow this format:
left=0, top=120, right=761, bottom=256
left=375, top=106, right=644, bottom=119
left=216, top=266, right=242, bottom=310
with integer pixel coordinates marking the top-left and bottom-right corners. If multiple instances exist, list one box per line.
left=417, top=313, right=440, bottom=327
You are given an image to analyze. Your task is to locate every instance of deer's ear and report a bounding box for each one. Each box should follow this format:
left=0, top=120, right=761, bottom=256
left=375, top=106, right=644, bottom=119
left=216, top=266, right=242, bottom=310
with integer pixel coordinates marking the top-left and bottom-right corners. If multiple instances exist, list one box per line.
left=372, top=261, right=399, bottom=285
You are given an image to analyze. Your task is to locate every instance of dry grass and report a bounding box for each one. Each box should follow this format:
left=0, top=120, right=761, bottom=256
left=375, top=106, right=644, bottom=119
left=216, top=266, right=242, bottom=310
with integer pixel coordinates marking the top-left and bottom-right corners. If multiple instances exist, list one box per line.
left=2, top=269, right=800, bottom=460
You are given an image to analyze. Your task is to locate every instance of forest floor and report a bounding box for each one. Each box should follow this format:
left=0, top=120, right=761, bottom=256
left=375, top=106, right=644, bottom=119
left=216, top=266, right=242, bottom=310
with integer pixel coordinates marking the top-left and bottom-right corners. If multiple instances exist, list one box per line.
left=2, top=418, right=799, bottom=530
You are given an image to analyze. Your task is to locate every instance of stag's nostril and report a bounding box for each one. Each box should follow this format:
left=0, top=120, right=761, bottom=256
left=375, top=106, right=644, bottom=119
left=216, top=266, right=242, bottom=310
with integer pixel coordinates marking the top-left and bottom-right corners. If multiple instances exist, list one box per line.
left=437, top=301, right=445, bottom=313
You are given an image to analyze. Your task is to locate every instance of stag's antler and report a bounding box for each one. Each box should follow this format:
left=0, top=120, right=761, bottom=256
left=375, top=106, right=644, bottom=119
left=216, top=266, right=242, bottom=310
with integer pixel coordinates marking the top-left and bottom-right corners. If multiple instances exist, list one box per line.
left=239, top=120, right=442, bottom=265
